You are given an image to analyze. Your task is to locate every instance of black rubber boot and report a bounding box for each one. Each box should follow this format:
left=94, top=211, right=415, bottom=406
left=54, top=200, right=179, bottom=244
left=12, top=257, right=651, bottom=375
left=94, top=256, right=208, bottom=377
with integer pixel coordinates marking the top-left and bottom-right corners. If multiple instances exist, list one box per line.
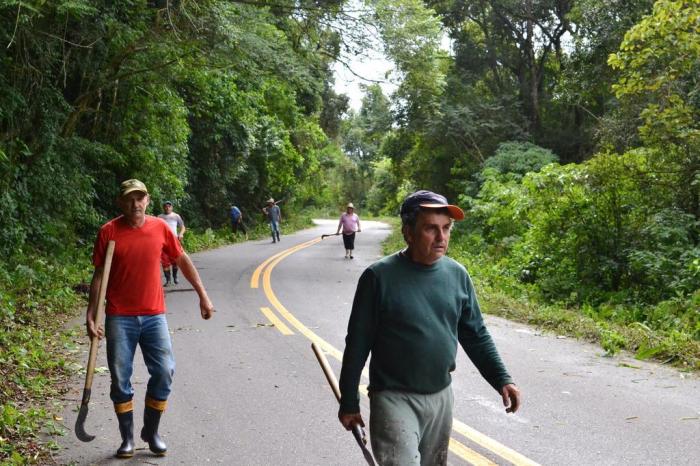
left=141, top=406, right=167, bottom=456
left=272, top=233, right=276, bottom=243
left=172, top=265, right=179, bottom=284
left=163, top=269, right=171, bottom=287
left=276, top=231, right=280, bottom=241
left=115, top=411, right=135, bottom=458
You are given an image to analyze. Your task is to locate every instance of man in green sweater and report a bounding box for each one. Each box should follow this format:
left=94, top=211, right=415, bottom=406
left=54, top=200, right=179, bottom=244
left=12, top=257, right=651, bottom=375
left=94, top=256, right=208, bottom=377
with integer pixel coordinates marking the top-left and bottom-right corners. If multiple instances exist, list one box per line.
left=338, top=190, right=521, bottom=466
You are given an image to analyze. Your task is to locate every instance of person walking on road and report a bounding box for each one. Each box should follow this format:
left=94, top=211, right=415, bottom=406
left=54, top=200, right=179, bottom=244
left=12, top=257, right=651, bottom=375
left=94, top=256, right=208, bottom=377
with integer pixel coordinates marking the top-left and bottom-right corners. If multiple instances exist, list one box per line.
left=229, top=203, right=248, bottom=240
left=85, top=179, right=215, bottom=459
left=158, top=201, right=185, bottom=286
left=262, top=198, right=281, bottom=243
left=336, top=202, right=361, bottom=259
left=337, top=190, right=520, bottom=466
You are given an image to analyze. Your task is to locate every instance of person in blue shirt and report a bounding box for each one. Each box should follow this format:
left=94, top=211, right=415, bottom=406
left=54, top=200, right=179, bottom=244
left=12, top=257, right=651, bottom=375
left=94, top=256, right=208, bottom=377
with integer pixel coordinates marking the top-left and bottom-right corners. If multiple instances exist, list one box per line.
left=229, top=204, right=248, bottom=240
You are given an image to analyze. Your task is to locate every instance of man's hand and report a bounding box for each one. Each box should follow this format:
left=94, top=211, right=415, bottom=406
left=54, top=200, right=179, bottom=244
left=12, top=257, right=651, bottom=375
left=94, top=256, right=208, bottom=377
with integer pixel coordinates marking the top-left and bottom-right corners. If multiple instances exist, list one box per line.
left=338, top=411, right=365, bottom=431
left=200, top=297, right=215, bottom=320
left=86, top=314, right=104, bottom=340
left=500, top=383, right=521, bottom=414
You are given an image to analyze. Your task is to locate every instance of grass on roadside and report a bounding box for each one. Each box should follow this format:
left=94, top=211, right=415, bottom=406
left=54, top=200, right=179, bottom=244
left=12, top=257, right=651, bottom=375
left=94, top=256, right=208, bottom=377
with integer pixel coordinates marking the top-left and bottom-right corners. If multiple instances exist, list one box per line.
left=0, top=252, right=89, bottom=465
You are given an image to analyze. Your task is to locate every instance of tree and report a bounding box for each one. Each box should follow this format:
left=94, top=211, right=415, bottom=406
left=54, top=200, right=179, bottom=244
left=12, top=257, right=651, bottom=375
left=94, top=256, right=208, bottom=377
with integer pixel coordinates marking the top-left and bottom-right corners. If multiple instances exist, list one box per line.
left=0, top=0, right=349, bottom=255
left=374, top=0, right=447, bottom=128
left=429, top=0, right=572, bottom=135
left=483, top=141, right=558, bottom=178
left=608, top=0, right=700, bottom=220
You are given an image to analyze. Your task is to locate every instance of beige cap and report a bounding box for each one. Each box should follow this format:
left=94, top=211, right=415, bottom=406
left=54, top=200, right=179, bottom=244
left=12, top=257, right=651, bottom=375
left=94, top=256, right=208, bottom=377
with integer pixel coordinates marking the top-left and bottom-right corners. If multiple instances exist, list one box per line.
left=347, top=202, right=355, bottom=209
left=267, top=198, right=275, bottom=204
left=120, top=179, right=148, bottom=197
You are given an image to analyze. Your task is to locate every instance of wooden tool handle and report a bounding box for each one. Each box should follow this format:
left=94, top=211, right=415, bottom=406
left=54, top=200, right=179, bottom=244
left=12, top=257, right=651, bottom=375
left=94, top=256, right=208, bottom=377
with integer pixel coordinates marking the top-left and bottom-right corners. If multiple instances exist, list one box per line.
left=311, top=342, right=341, bottom=402
left=311, top=342, right=376, bottom=465
left=83, top=240, right=115, bottom=390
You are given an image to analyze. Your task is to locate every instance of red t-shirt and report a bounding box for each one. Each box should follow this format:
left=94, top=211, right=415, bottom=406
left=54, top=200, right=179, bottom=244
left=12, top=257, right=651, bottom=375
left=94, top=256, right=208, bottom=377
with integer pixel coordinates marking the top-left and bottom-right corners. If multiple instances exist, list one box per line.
left=93, top=215, right=184, bottom=316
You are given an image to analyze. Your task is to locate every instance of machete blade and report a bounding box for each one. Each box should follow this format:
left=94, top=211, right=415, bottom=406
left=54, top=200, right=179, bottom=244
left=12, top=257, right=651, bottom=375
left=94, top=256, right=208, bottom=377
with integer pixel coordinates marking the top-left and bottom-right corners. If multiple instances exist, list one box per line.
left=352, top=425, right=376, bottom=466
left=74, top=402, right=95, bottom=442
left=75, top=387, right=95, bottom=442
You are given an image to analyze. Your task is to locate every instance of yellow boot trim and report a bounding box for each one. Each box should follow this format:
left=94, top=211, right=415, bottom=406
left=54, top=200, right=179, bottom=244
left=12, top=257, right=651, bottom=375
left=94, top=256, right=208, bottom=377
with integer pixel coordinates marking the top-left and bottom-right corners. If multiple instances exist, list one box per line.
left=145, top=396, right=167, bottom=412
left=114, top=400, right=133, bottom=414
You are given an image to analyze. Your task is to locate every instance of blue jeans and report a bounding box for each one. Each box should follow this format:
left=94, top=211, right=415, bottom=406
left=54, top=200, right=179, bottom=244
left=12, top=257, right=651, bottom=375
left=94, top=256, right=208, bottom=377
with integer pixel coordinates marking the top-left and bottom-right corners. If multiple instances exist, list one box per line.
left=105, top=314, right=175, bottom=404
left=269, top=220, right=280, bottom=242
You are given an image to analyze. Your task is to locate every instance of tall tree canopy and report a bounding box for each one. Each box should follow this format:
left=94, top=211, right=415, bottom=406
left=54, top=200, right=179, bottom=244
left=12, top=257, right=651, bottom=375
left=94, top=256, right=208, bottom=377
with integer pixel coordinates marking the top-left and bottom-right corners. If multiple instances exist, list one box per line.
left=0, top=0, right=350, bottom=257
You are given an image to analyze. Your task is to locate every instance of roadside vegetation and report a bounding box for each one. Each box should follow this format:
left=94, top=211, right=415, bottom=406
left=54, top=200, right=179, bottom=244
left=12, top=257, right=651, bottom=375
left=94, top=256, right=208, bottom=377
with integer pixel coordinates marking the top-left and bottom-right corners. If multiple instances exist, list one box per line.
left=2, top=0, right=698, bottom=463
left=361, top=0, right=700, bottom=369
left=383, top=224, right=699, bottom=370
left=0, top=251, right=86, bottom=464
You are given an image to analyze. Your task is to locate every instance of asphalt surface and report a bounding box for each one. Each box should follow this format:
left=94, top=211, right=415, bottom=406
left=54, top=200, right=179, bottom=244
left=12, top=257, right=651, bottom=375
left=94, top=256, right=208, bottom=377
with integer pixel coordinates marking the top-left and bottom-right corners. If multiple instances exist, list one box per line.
left=56, top=220, right=699, bottom=465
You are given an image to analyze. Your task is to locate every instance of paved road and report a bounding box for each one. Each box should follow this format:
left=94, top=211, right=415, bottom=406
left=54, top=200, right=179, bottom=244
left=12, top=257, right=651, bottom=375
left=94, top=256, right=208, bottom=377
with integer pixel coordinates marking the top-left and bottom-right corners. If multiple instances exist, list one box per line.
left=56, top=220, right=699, bottom=465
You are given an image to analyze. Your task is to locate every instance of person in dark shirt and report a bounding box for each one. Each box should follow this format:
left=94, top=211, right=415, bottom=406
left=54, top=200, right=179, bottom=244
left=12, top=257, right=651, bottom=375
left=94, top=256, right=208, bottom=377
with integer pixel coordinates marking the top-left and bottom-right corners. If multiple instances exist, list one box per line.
left=338, top=190, right=520, bottom=466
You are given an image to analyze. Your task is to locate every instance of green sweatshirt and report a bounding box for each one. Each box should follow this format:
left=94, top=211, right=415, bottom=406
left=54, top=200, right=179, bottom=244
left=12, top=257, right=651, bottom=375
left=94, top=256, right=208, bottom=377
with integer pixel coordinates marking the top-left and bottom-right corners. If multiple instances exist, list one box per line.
left=338, top=251, right=514, bottom=413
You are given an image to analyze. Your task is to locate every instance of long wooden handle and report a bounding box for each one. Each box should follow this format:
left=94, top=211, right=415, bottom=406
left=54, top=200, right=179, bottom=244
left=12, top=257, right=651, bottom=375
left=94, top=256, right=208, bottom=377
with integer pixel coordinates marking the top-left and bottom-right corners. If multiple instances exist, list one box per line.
left=83, top=240, right=115, bottom=391
left=311, top=342, right=341, bottom=402
left=311, top=343, right=377, bottom=465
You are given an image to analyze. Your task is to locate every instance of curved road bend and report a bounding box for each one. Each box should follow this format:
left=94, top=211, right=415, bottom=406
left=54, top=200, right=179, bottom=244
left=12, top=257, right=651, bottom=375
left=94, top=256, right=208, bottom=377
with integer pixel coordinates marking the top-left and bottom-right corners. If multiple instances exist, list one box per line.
left=57, top=219, right=699, bottom=465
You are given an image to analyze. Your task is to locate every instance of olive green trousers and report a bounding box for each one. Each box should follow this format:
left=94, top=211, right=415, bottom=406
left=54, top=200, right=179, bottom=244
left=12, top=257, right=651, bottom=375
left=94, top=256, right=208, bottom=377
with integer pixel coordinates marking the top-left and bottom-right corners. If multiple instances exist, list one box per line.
left=369, top=385, right=454, bottom=466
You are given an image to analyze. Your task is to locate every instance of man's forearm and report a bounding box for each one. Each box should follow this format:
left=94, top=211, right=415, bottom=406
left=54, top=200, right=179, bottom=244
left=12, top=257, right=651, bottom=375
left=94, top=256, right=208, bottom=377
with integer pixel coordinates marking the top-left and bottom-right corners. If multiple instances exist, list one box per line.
left=176, top=254, right=209, bottom=299
left=462, top=332, right=513, bottom=390
left=338, top=361, right=363, bottom=413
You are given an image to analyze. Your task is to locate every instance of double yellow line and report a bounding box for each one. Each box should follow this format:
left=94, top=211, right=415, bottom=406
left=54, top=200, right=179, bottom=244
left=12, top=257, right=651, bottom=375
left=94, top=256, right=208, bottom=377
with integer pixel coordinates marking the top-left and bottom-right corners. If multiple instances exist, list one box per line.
left=251, top=239, right=539, bottom=466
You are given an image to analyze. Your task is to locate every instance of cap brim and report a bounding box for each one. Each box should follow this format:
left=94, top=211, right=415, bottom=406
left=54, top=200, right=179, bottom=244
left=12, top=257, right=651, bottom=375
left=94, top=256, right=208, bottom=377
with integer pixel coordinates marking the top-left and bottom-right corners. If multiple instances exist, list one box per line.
left=120, top=188, right=148, bottom=197
left=419, top=203, right=465, bottom=220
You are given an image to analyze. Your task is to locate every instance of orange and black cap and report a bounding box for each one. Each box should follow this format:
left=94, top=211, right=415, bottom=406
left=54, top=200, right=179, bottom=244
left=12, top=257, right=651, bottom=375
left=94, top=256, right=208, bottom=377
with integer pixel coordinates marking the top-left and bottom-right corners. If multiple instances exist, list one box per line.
left=400, top=190, right=465, bottom=220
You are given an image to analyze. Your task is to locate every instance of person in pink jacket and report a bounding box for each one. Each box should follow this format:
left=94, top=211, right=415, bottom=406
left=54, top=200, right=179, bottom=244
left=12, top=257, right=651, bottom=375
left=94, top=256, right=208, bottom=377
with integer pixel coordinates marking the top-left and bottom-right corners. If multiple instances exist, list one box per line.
left=336, top=202, right=362, bottom=259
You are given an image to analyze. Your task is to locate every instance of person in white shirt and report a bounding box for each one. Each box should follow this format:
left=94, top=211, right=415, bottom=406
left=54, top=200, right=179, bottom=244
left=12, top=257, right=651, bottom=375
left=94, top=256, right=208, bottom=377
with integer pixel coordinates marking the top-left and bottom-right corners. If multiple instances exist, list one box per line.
left=158, top=201, right=186, bottom=286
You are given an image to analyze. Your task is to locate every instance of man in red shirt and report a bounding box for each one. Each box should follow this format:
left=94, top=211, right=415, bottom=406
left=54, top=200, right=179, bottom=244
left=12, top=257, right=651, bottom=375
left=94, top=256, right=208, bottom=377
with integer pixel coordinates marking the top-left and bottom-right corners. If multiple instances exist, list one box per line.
left=86, top=179, right=214, bottom=458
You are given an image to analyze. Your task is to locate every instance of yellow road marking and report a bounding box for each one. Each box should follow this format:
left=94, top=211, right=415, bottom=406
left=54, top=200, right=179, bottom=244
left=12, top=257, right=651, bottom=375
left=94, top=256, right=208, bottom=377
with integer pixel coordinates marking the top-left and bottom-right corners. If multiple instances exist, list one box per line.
left=452, top=419, right=541, bottom=466
left=449, top=438, right=499, bottom=466
left=250, top=238, right=318, bottom=288
left=261, top=240, right=343, bottom=361
left=260, top=307, right=294, bottom=335
left=251, top=249, right=286, bottom=288
left=255, top=239, right=540, bottom=466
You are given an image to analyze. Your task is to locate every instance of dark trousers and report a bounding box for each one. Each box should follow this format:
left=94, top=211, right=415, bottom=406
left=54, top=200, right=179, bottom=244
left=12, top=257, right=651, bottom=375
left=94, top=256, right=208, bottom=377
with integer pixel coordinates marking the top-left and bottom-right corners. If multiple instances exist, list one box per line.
left=232, top=221, right=247, bottom=234
left=342, top=232, right=356, bottom=250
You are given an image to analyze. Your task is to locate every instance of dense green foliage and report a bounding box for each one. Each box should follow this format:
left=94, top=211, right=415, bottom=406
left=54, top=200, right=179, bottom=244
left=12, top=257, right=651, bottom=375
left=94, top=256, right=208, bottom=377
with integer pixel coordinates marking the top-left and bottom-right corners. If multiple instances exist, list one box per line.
left=1, top=0, right=699, bottom=461
left=345, top=0, right=698, bottom=365
left=0, top=249, right=88, bottom=463
left=0, top=1, right=348, bottom=462
left=0, top=0, right=350, bottom=258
